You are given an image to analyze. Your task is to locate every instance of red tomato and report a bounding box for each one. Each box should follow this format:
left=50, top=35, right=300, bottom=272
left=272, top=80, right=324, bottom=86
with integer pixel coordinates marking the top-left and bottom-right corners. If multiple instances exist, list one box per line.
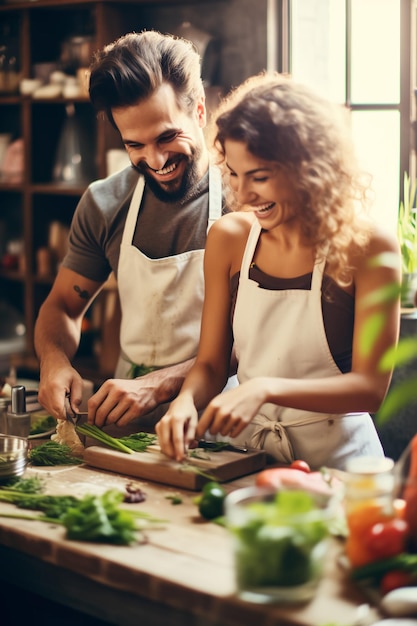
left=364, top=518, right=409, bottom=559
left=255, top=468, right=333, bottom=496
left=380, top=569, right=416, bottom=595
left=290, top=460, right=311, bottom=473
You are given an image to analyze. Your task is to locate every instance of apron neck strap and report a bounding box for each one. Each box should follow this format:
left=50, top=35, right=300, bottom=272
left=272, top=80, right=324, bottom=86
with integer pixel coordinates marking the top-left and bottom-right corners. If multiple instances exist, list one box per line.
left=207, top=165, right=223, bottom=232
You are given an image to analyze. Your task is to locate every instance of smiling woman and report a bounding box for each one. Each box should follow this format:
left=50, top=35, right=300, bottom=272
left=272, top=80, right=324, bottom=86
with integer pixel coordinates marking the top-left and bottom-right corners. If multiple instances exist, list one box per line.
left=156, top=71, right=401, bottom=470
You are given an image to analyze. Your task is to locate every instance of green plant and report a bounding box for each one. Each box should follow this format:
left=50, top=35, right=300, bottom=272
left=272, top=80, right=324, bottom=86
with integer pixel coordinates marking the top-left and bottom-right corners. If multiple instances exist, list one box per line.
left=398, top=172, right=417, bottom=275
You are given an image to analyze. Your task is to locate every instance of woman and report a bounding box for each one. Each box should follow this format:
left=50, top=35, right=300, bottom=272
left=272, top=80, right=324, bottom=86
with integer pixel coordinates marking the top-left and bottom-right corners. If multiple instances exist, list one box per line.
left=155, top=72, right=401, bottom=470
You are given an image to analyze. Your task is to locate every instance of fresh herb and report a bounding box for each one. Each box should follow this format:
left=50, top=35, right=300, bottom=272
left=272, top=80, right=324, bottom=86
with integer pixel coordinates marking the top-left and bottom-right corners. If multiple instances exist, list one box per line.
left=0, top=488, right=79, bottom=519
left=350, top=553, right=417, bottom=582
left=127, top=363, right=159, bottom=378
left=165, top=494, right=182, bottom=505
left=29, top=414, right=56, bottom=435
left=62, top=490, right=138, bottom=544
left=188, top=449, right=211, bottom=460
left=29, top=441, right=83, bottom=466
left=0, top=486, right=167, bottom=544
left=118, top=432, right=157, bottom=452
left=76, top=424, right=135, bottom=454
left=76, top=425, right=157, bottom=454
left=3, top=475, right=44, bottom=493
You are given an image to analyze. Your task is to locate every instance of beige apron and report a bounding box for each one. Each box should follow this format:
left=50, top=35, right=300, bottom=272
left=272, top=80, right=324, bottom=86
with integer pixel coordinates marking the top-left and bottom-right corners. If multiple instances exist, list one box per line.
left=116, top=166, right=222, bottom=378
left=231, top=221, right=384, bottom=470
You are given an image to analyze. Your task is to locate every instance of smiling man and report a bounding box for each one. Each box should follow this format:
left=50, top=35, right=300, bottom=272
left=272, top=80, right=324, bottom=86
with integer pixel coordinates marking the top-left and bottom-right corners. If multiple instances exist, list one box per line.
left=34, top=31, right=231, bottom=434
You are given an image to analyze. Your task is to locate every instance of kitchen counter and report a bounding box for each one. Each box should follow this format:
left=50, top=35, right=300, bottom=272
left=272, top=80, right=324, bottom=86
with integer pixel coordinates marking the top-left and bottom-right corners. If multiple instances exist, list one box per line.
left=0, top=462, right=383, bottom=626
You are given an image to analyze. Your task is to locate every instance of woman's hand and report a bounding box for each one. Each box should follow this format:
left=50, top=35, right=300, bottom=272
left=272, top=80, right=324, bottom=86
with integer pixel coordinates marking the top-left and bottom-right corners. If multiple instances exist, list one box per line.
left=155, top=393, right=199, bottom=461
left=196, top=378, right=269, bottom=440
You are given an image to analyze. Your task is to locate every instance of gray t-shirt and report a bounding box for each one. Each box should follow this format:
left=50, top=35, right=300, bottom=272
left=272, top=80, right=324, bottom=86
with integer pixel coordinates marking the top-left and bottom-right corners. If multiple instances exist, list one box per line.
left=63, top=166, right=218, bottom=281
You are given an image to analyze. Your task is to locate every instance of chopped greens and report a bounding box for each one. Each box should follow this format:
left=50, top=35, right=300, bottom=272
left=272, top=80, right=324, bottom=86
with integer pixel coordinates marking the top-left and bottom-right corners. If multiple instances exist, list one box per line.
left=3, top=475, right=44, bottom=493
left=165, top=494, right=182, bottom=505
left=29, top=441, right=83, bottom=466
left=118, top=432, right=157, bottom=452
left=29, top=414, right=56, bottom=435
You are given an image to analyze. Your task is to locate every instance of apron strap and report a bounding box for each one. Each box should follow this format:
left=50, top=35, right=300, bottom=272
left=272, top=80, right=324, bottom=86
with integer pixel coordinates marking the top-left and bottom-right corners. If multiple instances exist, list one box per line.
left=207, top=165, right=223, bottom=231
left=121, top=175, right=145, bottom=244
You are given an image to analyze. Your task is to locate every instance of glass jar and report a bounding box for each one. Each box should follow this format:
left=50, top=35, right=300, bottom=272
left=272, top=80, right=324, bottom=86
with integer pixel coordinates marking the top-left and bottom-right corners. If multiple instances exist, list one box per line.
left=344, top=456, right=396, bottom=567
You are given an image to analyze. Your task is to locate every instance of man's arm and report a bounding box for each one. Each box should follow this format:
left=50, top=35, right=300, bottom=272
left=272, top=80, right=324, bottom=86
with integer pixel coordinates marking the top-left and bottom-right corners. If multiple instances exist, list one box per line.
left=35, top=266, right=104, bottom=419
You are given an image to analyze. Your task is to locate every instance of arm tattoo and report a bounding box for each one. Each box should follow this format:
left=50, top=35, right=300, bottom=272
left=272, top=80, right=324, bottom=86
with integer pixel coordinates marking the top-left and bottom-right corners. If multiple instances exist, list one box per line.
left=73, top=284, right=90, bottom=300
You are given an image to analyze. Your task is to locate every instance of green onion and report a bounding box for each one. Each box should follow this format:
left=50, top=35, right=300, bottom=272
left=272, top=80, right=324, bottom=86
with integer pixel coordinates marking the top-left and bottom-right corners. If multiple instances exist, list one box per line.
left=76, top=424, right=134, bottom=454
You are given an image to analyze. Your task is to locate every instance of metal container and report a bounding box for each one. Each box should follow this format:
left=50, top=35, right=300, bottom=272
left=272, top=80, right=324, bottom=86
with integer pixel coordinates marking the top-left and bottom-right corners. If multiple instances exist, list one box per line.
left=0, top=434, right=28, bottom=482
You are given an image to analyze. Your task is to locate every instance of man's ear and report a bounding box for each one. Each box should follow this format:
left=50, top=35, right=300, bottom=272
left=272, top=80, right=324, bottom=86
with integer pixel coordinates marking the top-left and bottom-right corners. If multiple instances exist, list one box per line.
left=196, top=93, right=207, bottom=128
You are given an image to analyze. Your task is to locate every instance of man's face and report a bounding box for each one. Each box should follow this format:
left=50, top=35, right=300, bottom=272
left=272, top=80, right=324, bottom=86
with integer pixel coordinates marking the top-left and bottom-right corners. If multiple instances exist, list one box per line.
left=112, top=82, right=208, bottom=202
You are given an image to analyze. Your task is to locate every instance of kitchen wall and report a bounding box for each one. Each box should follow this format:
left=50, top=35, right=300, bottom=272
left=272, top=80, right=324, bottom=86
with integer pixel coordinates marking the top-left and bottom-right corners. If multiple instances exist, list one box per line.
left=139, top=0, right=270, bottom=92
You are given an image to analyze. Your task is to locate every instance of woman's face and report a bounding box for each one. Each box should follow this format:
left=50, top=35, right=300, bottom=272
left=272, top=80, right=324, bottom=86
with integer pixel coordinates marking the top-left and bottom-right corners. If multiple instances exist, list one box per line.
left=224, top=139, right=299, bottom=229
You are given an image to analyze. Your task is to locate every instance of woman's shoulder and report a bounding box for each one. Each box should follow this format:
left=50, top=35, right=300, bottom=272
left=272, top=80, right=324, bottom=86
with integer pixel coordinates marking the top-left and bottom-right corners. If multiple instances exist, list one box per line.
left=210, top=211, right=255, bottom=239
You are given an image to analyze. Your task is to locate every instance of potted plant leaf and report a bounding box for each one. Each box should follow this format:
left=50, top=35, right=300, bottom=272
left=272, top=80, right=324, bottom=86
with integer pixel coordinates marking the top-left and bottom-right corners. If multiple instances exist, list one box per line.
left=398, top=172, right=417, bottom=308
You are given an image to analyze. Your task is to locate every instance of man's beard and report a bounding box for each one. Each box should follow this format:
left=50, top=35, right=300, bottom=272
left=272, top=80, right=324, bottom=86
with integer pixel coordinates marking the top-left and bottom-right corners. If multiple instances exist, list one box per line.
left=133, top=148, right=202, bottom=204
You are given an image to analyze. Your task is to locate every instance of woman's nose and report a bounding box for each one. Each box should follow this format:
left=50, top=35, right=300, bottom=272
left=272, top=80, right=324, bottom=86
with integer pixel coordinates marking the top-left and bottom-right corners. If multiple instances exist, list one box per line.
left=234, top=180, right=255, bottom=205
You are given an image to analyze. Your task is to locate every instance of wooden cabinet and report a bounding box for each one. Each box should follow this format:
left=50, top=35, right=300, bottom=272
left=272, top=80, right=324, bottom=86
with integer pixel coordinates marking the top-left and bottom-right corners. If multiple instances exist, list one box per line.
left=0, top=0, right=187, bottom=383
left=0, top=0, right=269, bottom=384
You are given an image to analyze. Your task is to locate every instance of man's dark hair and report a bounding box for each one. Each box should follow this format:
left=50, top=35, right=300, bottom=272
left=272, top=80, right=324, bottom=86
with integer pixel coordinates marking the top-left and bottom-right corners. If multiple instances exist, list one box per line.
left=89, top=30, right=204, bottom=127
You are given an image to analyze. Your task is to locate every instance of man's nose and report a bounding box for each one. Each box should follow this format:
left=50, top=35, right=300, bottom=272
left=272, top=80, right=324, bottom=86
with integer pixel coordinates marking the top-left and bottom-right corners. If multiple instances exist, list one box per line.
left=140, top=145, right=169, bottom=171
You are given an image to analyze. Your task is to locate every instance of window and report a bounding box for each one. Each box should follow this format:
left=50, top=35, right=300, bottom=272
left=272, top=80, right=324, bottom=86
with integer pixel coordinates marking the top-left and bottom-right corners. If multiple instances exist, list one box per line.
left=279, top=0, right=410, bottom=236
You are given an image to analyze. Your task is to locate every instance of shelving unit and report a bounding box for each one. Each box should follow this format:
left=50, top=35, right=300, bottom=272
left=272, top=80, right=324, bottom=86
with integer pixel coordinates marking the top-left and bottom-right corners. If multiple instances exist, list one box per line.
left=0, top=0, right=203, bottom=383
left=0, top=0, right=269, bottom=384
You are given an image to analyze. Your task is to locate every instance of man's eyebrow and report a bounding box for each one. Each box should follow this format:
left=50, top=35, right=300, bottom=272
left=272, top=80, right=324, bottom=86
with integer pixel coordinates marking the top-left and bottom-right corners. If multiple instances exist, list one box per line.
left=122, top=128, right=181, bottom=147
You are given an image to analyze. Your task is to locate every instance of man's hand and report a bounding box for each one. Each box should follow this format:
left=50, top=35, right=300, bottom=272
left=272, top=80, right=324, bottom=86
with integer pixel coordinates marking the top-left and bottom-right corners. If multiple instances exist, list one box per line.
left=37, top=359, right=84, bottom=421
left=88, top=360, right=194, bottom=428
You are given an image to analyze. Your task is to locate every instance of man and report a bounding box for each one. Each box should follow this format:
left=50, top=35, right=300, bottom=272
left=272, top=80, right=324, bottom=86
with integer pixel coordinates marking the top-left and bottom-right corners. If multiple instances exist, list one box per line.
left=35, top=30, right=230, bottom=433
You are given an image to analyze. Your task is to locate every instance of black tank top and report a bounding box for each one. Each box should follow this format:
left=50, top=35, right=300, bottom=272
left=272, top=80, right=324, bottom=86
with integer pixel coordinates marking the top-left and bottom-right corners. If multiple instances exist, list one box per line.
left=230, top=265, right=354, bottom=373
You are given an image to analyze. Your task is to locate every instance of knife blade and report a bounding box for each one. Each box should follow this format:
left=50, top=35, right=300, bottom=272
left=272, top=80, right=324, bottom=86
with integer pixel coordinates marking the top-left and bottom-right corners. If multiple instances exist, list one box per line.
left=197, top=439, right=248, bottom=454
left=64, top=393, right=87, bottom=426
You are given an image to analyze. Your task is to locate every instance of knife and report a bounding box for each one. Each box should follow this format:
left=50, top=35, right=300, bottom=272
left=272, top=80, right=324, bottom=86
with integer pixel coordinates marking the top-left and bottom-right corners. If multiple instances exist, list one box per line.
left=64, top=393, right=87, bottom=426
left=197, top=439, right=248, bottom=454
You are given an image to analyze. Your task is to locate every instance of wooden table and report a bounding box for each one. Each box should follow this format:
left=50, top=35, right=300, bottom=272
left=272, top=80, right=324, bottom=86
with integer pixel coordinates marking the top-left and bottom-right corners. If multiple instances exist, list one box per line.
left=0, top=462, right=383, bottom=626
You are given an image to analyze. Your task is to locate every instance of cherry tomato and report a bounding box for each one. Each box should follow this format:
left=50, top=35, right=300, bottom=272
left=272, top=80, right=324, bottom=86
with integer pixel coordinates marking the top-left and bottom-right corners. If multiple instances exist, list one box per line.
left=380, top=569, right=416, bottom=595
left=290, top=460, right=311, bottom=473
left=364, top=518, right=409, bottom=559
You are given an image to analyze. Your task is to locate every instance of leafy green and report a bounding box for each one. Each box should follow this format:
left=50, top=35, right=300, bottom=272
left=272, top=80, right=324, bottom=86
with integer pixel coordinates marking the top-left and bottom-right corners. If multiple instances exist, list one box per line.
left=375, top=374, right=417, bottom=424
left=118, top=432, right=157, bottom=452
left=29, top=414, right=56, bottom=435
left=3, top=475, right=44, bottom=493
left=62, top=490, right=137, bottom=544
left=0, top=488, right=78, bottom=519
left=127, top=363, right=159, bottom=378
left=0, top=485, right=167, bottom=544
left=29, top=441, right=83, bottom=466
left=230, top=490, right=331, bottom=589
left=351, top=553, right=417, bottom=582
left=398, top=172, right=417, bottom=274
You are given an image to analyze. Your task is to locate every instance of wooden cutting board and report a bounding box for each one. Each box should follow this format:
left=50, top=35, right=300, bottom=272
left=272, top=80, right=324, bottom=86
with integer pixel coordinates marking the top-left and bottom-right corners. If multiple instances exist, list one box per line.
left=83, top=444, right=267, bottom=490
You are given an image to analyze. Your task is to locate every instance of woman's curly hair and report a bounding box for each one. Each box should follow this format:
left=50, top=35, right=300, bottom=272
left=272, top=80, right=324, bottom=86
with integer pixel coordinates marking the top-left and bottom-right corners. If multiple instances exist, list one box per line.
left=209, top=72, right=374, bottom=287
